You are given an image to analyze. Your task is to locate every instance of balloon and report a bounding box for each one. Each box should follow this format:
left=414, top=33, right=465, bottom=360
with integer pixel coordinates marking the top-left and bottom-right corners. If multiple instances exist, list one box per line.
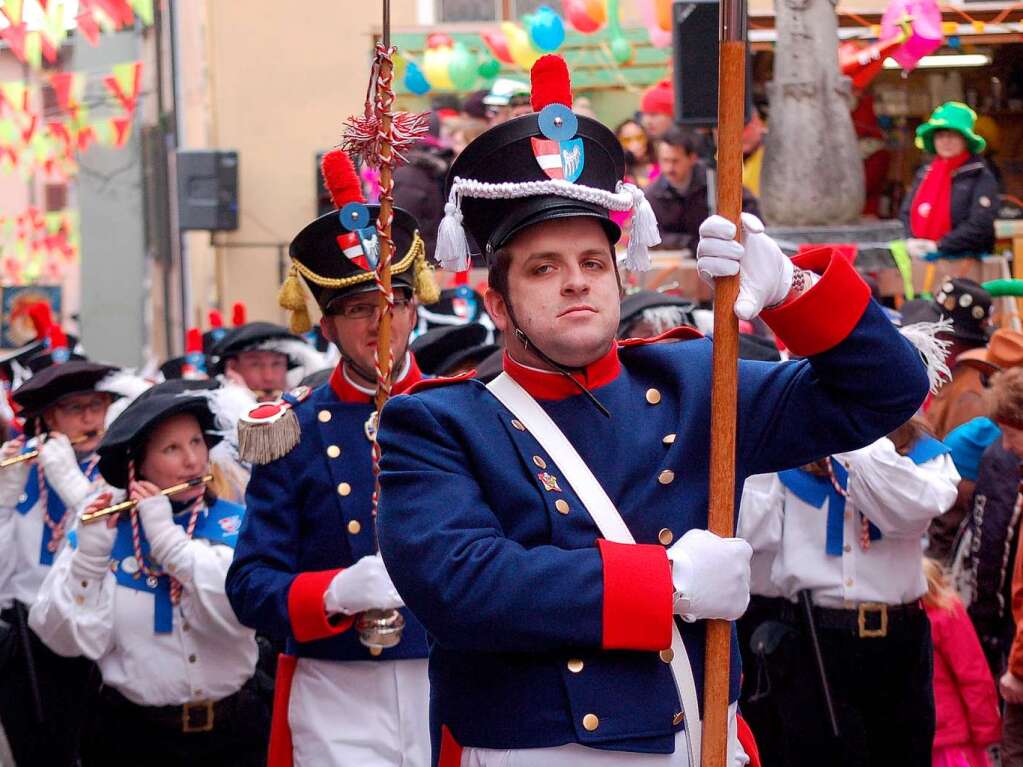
left=636, top=0, right=672, bottom=47
left=880, top=0, right=943, bottom=72
left=426, top=32, right=454, bottom=49
left=654, top=0, right=673, bottom=31
left=481, top=28, right=514, bottom=64
left=948, top=35, right=960, bottom=48
left=529, top=5, right=566, bottom=52
left=448, top=42, right=477, bottom=91
left=610, top=35, right=633, bottom=64
left=404, top=61, right=430, bottom=95
left=392, top=52, right=407, bottom=80
left=478, top=56, right=501, bottom=79
left=585, top=0, right=607, bottom=24
left=423, top=45, right=455, bottom=90
left=564, top=0, right=602, bottom=33
left=502, top=21, right=541, bottom=70
left=606, top=0, right=632, bottom=64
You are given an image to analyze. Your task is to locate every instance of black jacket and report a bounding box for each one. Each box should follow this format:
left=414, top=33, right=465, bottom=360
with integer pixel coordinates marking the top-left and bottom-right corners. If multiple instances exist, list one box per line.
left=645, top=162, right=761, bottom=252
left=900, top=155, right=1000, bottom=256
left=392, top=145, right=453, bottom=261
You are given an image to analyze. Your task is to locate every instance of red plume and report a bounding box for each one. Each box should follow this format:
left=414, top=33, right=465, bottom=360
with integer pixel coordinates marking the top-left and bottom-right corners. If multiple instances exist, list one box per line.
left=231, top=302, right=247, bottom=326
left=321, top=148, right=365, bottom=209
left=207, top=309, right=223, bottom=328
left=185, top=328, right=203, bottom=353
left=46, top=323, right=68, bottom=351
left=27, top=301, right=53, bottom=340
left=531, top=55, right=573, bottom=112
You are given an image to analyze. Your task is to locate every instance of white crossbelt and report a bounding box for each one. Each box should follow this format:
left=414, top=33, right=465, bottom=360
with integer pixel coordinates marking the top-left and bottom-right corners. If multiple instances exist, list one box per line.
left=487, top=372, right=705, bottom=766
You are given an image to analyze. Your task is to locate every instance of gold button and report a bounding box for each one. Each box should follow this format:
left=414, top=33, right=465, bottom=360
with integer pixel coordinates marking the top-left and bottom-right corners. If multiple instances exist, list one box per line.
left=567, top=658, right=584, bottom=673
left=662, top=433, right=676, bottom=445
left=338, top=482, right=352, bottom=496
left=533, top=455, right=547, bottom=469
left=555, top=499, right=570, bottom=515
left=673, top=711, right=684, bottom=726
left=74, top=595, right=84, bottom=605
left=369, top=646, right=383, bottom=656
left=511, top=419, right=526, bottom=431
left=658, top=470, right=675, bottom=485
left=326, top=444, right=341, bottom=459
left=318, top=410, right=332, bottom=423
left=347, top=520, right=362, bottom=534
left=660, top=648, right=674, bottom=663
left=658, top=528, right=674, bottom=546
left=646, top=388, right=662, bottom=405
left=582, top=713, right=599, bottom=731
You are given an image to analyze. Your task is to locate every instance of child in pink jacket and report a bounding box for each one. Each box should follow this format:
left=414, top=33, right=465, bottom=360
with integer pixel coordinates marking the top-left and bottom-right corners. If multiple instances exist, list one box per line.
left=925, top=558, right=1002, bottom=767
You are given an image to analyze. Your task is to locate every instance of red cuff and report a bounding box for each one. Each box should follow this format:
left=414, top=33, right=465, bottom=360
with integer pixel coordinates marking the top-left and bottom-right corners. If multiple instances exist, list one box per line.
left=287, top=569, right=355, bottom=643
left=760, top=246, right=871, bottom=357
left=597, top=539, right=673, bottom=651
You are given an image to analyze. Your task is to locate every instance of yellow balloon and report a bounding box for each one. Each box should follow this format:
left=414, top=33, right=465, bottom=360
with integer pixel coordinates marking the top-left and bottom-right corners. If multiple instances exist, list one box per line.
left=392, top=52, right=407, bottom=80
left=423, top=45, right=455, bottom=90
left=502, top=21, right=541, bottom=70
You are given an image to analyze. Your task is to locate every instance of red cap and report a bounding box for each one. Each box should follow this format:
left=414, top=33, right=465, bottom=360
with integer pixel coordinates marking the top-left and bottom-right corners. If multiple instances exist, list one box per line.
left=531, top=55, right=573, bottom=112
left=185, top=328, right=203, bottom=353
left=321, top=148, right=365, bottom=209
left=640, top=79, right=674, bottom=117
left=208, top=309, right=223, bottom=328
left=231, top=301, right=246, bottom=326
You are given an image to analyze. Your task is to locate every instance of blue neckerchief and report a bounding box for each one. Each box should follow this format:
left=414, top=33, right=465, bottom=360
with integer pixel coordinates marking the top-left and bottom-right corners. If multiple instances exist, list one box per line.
left=778, top=437, right=950, bottom=556
left=17, top=456, right=100, bottom=566
left=71, top=498, right=244, bottom=634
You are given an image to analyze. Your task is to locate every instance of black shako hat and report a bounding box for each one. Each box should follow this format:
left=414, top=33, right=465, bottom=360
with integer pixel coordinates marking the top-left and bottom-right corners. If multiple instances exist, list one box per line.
left=98, top=380, right=222, bottom=489
left=411, top=323, right=490, bottom=375
left=617, top=291, right=696, bottom=337
left=209, top=322, right=303, bottom=375
left=436, top=55, right=659, bottom=274
left=901, top=278, right=992, bottom=346
left=280, top=148, right=439, bottom=334
left=13, top=360, right=118, bottom=436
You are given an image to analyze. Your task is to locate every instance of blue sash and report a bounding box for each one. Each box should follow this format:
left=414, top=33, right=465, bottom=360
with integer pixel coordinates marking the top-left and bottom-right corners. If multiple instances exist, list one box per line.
left=17, top=457, right=100, bottom=566
left=778, top=436, right=950, bottom=556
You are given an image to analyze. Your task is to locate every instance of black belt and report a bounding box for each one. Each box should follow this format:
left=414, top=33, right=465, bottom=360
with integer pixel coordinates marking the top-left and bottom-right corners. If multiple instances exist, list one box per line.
left=100, top=678, right=251, bottom=734
left=779, top=599, right=924, bottom=639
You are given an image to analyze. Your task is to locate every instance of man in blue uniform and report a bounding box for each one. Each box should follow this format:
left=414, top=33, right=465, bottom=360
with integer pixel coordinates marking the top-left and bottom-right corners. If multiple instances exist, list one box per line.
left=375, top=55, right=931, bottom=766
left=225, top=148, right=439, bottom=767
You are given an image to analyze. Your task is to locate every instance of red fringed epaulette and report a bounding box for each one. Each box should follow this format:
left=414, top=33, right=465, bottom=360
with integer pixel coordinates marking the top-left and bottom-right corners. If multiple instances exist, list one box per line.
left=407, top=370, right=476, bottom=395
left=530, top=54, right=573, bottom=111
left=238, top=386, right=312, bottom=464
left=618, top=326, right=704, bottom=348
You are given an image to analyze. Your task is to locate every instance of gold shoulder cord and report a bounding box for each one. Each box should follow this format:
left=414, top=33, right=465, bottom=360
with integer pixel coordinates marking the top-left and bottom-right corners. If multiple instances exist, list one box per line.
left=292, top=233, right=424, bottom=290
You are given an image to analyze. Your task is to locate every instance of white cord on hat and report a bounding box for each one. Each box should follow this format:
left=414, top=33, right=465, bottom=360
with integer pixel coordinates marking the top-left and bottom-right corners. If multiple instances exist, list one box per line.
left=435, top=177, right=661, bottom=273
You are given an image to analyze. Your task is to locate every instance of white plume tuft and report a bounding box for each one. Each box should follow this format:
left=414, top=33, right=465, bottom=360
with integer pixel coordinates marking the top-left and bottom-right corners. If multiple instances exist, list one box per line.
left=899, top=318, right=953, bottom=395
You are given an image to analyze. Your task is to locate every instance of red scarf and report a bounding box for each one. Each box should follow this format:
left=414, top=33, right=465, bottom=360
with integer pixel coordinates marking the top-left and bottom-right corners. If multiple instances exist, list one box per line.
left=910, top=152, right=969, bottom=241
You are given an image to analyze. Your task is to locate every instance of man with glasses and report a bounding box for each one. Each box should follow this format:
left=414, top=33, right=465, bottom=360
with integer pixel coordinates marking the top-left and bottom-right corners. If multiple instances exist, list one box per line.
left=209, top=321, right=325, bottom=403
left=0, top=358, right=119, bottom=766
left=226, top=147, right=439, bottom=766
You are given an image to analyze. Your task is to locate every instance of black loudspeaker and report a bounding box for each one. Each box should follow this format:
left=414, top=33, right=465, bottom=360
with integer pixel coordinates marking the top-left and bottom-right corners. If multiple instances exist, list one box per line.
left=176, top=150, right=239, bottom=231
left=671, top=0, right=751, bottom=127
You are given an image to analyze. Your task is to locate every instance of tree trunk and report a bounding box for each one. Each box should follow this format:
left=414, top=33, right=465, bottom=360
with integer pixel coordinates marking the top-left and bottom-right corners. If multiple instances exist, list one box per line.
left=761, top=0, right=865, bottom=225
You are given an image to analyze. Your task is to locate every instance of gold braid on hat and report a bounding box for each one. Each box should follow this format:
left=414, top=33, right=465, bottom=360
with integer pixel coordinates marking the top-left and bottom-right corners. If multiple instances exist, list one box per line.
left=277, top=231, right=438, bottom=333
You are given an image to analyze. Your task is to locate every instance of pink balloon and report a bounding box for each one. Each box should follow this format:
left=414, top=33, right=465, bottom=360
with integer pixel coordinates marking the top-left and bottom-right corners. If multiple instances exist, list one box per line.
left=481, top=28, right=515, bottom=65
left=564, top=0, right=602, bottom=34
left=636, top=0, right=672, bottom=47
left=880, top=0, right=943, bottom=71
left=427, top=32, right=455, bottom=49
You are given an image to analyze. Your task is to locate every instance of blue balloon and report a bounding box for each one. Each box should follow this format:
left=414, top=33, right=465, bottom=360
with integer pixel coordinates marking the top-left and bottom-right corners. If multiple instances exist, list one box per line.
left=948, top=35, right=961, bottom=49
left=530, top=6, right=566, bottom=52
left=405, top=61, right=431, bottom=95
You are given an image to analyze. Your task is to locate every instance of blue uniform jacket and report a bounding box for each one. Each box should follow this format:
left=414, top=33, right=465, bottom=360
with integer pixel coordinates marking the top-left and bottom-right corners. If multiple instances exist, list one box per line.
left=375, top=250, right=931, bottom=758
left=226, top=363, right=429, bottom=661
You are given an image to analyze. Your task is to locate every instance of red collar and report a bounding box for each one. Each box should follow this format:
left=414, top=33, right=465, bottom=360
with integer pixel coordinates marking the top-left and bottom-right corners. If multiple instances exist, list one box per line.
left=502, top=343, right=620, bottom=401
left=329, top=354, right=423, bottom=404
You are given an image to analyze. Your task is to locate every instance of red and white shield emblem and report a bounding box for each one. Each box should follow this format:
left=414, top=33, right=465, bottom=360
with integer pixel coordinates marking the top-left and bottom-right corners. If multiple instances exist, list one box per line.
left=337, top=231, right=370, bottom=270
left=531, top=137, right=584, bottom=182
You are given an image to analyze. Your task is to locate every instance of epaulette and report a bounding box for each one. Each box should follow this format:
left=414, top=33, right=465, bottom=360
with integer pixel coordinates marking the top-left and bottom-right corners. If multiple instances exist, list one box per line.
left=237, top=385, right=311, bottom=465
left=618, top=326, right=704, bottom=348
left=407, top=369, right=476, bottom=395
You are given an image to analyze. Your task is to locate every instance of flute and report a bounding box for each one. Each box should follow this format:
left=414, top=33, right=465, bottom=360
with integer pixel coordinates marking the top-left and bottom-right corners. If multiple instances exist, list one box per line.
left=0, top=431, right=104, bottom=469
left=79, top=474, right=213, bottom=524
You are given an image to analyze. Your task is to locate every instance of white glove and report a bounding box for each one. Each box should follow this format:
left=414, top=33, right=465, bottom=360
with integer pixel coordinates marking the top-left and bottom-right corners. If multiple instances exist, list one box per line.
left=70, top=492, right=120, bottom=580
left=0, top=436, right=30, bottom=504
left=137, top=494, right=188, bottom=566
left=38, top=434, right=93, bottom=509
left=906, top=238, right=937, bottom=259
left=324, top=554, right=404, bottom=616
left=667, top=529, right=752, bottom=622
left=696, top=213, right=795, bottom=321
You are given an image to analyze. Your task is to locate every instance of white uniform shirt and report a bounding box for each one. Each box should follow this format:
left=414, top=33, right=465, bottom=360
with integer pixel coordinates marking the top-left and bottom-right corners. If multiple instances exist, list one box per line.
left=29, top=500, right=258, bottom=707
left=753, top=437, right=959, bottom=607
left=736, top=474, right=784, bottom=599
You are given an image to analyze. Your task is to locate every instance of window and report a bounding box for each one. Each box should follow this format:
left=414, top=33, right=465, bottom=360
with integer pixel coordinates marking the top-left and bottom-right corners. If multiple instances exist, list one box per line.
left=437, top=0, right=500, bottom=21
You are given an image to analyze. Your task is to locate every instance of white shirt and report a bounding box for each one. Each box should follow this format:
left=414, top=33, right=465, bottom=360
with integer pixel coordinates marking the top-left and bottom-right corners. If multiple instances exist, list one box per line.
left=736, top=474, right=784, bottom=599
left=747, top=437, right=959, bottom=607
left=29, top=499, right=258, bottom=707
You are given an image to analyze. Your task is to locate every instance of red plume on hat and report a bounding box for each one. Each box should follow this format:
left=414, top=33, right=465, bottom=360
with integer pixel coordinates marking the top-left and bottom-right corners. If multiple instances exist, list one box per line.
left=27, top=301, right=53, bottom=341
left=207, top=309, right=223, bottom=329
left=185, top=327, right=203, bottom=353
left=46, top=323, right=68, bottom=353
left=231, top=302, right=246, bottom=327
left=320, top=148, right=365, bottom=209
left=531, top=55, right=573, bottom=111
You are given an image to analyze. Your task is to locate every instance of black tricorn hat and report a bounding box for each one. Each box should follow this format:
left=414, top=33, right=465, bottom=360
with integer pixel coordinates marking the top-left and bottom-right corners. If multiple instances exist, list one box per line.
left=436, top=56, right=658, bottom=273
left=617, top=291, right=696, bottom=337
left=12, top=360, right=117, bottom=435
left=280, top=148, right=439, bottom=333
left=411, top=322, right=489, bottom=375
left=98, top=381, right=222, bottom=489
left=209, top=322, right=303, bottom=375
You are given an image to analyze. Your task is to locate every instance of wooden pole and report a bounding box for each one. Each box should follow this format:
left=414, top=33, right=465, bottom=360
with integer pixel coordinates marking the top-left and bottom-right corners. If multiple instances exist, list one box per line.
left=701, top=0, right=747, bottom=762
left=374, top=0, right=394, bottom=414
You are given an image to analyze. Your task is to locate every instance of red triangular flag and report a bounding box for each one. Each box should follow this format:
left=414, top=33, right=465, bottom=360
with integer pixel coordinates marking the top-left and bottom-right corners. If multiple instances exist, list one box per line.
left=0, top=23, right=28, bottom=63
left=110, top=116, right=132, bottom=148
left=75, top=12, right=100, bottom=46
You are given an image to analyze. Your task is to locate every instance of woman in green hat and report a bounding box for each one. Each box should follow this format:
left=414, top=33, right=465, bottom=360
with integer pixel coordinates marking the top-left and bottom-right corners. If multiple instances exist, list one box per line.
left=900, top=101, right=999, bottom=260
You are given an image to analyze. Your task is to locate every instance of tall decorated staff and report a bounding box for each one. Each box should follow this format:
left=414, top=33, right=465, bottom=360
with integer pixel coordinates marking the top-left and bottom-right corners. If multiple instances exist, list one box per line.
left=703, top=0, right=748, bottom=763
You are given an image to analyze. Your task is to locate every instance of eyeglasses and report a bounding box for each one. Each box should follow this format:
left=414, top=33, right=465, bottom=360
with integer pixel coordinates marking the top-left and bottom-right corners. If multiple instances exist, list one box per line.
left=333, top=296, right=412, bottom=321
left=55, top=396, right=110, bottom=417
